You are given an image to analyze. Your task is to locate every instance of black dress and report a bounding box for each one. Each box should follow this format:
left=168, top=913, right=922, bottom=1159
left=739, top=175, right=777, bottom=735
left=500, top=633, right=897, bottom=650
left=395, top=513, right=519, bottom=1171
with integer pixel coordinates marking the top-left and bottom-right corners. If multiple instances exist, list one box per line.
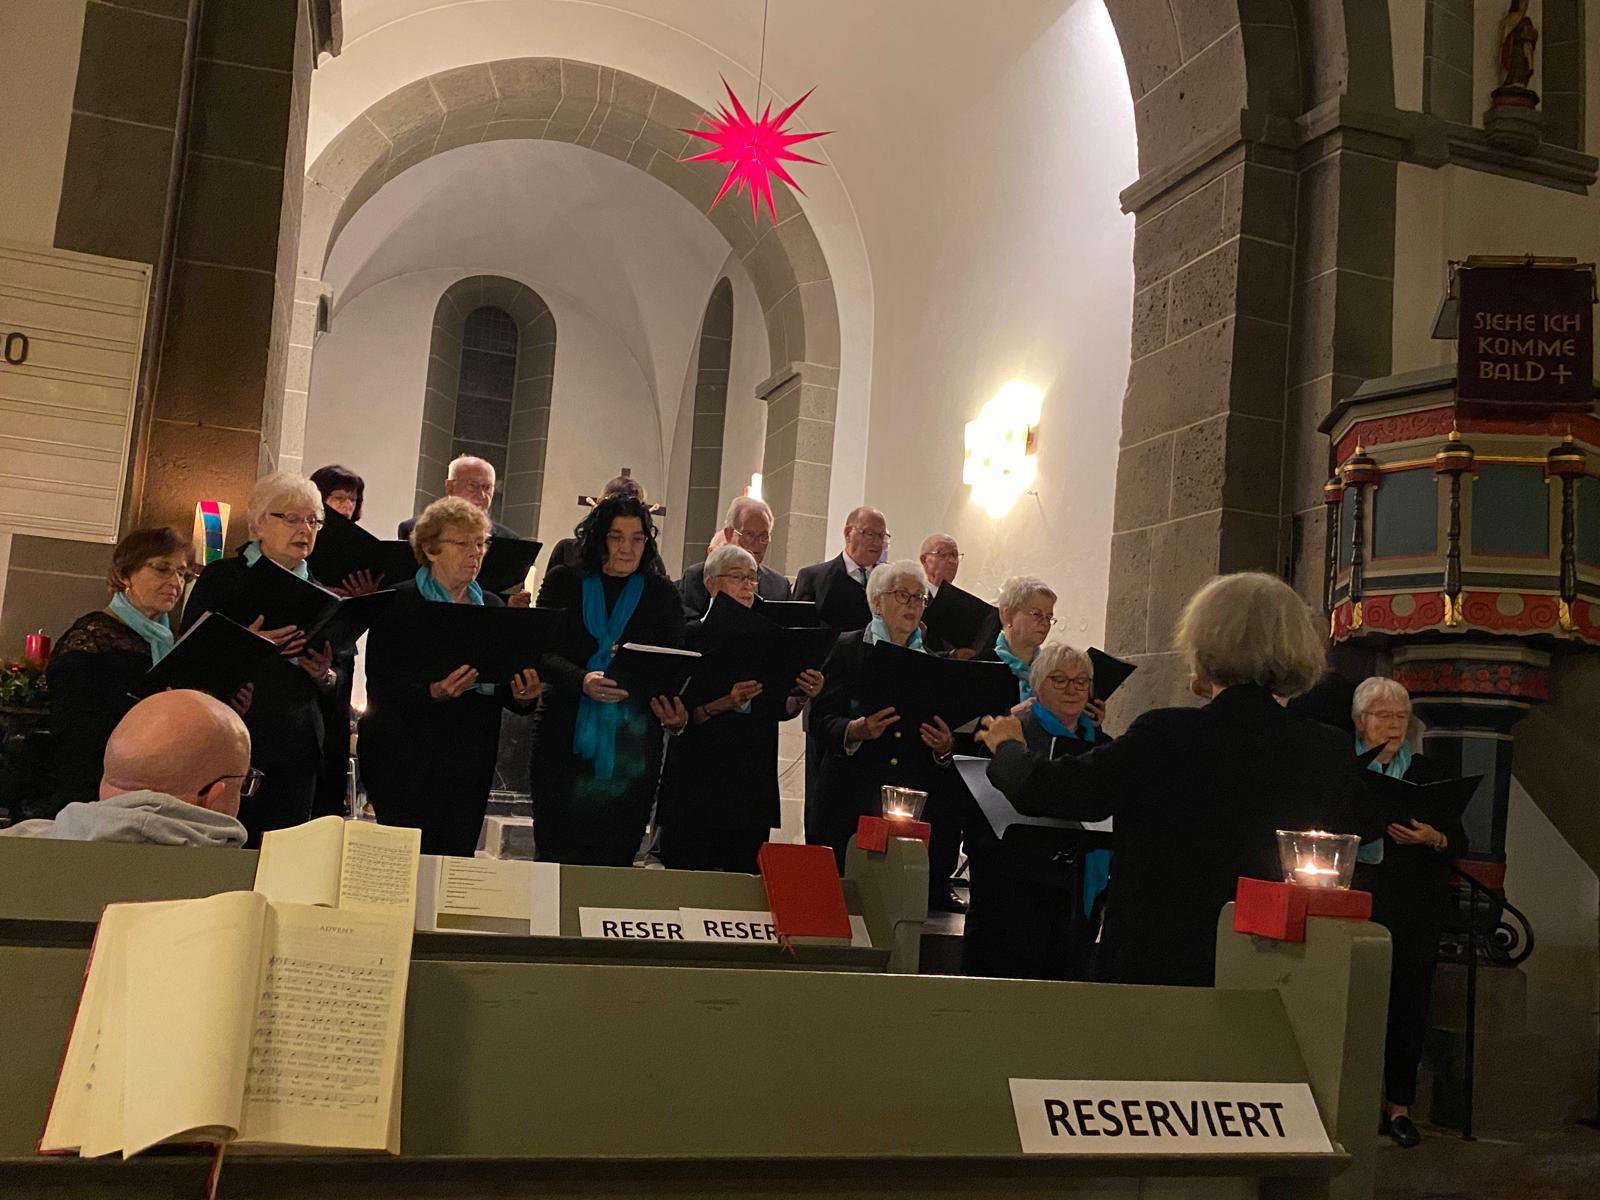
left=529, top=564, right=686, bottom=865
left=987, top=683, right=1381, bottom=987
left=311, top=646, right=357, bottom=819
left=44, top=612, right=151, bottom=816
left=655, top=619, right=799, bottom=873
left=808, top=630, right=957, bottom=874
left=182, top=553, right=330, bottom=846
left=962, top=708, right=1111, bottom=981
left=358, top=582, right=535, bottom=857
left=1354, top=752, right=1466, bottom=1108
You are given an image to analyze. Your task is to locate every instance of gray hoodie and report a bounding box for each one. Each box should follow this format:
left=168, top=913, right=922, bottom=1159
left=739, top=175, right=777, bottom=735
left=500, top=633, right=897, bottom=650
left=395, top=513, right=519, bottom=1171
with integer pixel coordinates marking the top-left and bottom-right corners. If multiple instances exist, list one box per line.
left=0, top=789, right=246, bottom=848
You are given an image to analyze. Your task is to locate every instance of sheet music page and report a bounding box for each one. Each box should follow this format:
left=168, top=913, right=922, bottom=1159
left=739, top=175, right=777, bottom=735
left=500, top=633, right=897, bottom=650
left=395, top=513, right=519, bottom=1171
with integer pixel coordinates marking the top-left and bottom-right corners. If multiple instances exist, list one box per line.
left=119, top=891, right=270, bottom=1157
left=236, top=903, right=413, bottom=1152
left=436, top=855, right=529, bottom=921
left=253, top=816, right=346, bottom=907
left=338, top=821, right=421, bottom=912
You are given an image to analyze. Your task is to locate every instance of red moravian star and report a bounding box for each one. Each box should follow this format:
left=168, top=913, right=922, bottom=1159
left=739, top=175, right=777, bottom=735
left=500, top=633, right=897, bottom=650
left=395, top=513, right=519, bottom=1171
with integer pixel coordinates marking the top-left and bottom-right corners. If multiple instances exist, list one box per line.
left=681, top=78, right=829, bottom=224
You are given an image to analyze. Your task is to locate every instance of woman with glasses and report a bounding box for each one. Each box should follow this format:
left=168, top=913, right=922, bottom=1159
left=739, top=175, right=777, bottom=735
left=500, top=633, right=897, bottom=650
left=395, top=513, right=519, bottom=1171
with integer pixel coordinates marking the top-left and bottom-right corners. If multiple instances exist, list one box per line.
left=1350, top=676, right=1465, bottom=1150
left=183, top=472, right=341, bottom=844
left=963, top=642, right=1113, bottom=981
left=981, top=576, right=1058, bottom=696
left=308, top=463, right=374, bottom=820
left=530, top=494, right=688, bottom=865
left=45, top=527, right=205, bottom=816
left=656, top=544, right=824, bottom=873
left=810, top=559, right=958, bottom=875
left=359, top=497, right=542, bottom=856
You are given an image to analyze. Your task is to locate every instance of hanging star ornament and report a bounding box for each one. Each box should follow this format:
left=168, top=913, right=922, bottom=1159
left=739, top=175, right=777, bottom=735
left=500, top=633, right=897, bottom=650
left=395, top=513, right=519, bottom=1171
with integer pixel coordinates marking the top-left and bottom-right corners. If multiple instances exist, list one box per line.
left=681, top=78, right=829, bottom=224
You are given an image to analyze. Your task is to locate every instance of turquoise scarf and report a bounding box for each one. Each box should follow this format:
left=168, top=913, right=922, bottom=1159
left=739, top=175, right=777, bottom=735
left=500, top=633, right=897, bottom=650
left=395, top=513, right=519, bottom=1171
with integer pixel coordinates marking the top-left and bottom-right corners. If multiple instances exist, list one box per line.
left=415, top=567, right=494, bottom=695
left=1355, top=738, right=1413, bottom=864
left=242, top=541, right=309, bottom=581
left=994, top=632, right=1033, bottom=701
left=573, top=571, right=646, bottom=780
left=1034, top=702, right=1094, bottom=741
left=1034, top=704, right=1111, bottom=913
left=867, top=614, right=924, bottom=652
left=110, top=591, right=174, bottom=664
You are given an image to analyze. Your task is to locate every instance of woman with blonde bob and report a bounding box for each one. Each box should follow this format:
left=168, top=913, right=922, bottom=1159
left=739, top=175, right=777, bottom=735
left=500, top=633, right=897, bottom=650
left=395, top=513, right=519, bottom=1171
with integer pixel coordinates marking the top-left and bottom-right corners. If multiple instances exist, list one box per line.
left=978, top=571, right=1379, bottom=986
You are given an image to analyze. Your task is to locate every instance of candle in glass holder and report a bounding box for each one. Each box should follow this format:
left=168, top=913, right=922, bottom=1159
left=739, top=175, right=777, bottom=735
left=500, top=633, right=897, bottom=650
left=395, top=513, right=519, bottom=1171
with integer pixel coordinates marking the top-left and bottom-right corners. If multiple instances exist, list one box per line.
left=881, top=785, right=928, bottom=822
left=1275, top=829, right=1359, bottom=890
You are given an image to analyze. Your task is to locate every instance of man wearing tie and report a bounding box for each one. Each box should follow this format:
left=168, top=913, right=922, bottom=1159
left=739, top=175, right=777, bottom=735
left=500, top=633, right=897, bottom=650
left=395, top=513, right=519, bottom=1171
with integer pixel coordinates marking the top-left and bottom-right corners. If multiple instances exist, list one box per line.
left=793, top=506, right=887, bottom=632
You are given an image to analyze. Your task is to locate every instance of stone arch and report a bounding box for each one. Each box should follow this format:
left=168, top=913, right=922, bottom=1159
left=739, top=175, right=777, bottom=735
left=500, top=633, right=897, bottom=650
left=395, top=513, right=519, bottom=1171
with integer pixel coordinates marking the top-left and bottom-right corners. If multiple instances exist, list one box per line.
left=297, top=58, right=840, bottom=573
left=682, top=278, right=735, bottom=573
left=1096, top=1, right=1398, bottom=715
left=418, top=275, right=556, bottom=537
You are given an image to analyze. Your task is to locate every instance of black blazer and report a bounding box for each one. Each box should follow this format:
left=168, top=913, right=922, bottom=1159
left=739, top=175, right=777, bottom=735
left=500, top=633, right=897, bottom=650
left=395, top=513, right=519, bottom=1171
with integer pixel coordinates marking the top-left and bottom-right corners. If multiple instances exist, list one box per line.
left=808, top=631, right=953, bottom=848
left=987, top=684, right=1381, bottom=987
left=181, top=553, right=328, bottom=767
left=793, top=555, right=873, bottom=632
left=677, top=562, right=792, bottom=619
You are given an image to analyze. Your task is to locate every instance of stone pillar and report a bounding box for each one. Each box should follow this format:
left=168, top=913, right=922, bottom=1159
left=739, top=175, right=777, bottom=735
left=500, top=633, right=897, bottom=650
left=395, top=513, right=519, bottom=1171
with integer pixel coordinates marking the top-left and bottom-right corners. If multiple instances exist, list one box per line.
left=681, top=280, right=734, bottom=572
left=756, top=361, right=837, bottom=577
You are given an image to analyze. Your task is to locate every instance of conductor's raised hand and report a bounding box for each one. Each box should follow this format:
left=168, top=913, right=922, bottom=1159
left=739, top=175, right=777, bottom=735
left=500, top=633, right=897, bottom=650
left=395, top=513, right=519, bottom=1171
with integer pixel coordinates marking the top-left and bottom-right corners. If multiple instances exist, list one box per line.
left=582, top=671, right=627, bottom=703
left=509, top=667, right=542, bottom=703
left=429, top=664, right=479, bottom=701
left=918, top=714, right=954, bottom=758
left=846, top=706, right=899, bottom=744
left=649, top=694, right=689, bottom=731
left=976, top=713, right=1025, bottom=753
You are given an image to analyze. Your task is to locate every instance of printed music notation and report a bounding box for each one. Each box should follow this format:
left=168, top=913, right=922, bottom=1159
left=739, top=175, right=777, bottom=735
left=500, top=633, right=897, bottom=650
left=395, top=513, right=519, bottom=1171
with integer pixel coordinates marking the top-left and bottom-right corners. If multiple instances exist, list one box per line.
left=340, top=839, right=416, bottom=910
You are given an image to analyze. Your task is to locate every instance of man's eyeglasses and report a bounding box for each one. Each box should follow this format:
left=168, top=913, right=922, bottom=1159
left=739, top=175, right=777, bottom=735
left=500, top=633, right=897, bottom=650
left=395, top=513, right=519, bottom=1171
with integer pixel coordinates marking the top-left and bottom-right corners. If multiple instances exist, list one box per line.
left=929, top=550, right=964, bottom=561
left=885, top=589, right=930, bottom=608
left=853, top=529, right=890, bottom=543
left=734, top=528, right=772, bottom=545
left=453, top=481, right=495, bottom=497
left=268, top=512, right=325, bottom=531
left=206, top=767, right=265, bottom=798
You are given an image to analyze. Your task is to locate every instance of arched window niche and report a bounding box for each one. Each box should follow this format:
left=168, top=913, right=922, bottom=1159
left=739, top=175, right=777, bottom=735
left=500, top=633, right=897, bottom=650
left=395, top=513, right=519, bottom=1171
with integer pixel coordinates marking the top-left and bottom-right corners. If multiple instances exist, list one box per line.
left=682, top=278, right=734, bottom=571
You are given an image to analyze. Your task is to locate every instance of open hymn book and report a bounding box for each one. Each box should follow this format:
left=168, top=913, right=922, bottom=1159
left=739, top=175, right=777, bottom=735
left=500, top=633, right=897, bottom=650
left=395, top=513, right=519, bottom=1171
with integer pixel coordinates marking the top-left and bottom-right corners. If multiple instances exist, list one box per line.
left=40, top=889, right=413, bottom=1158
left=252, top=816, right=421, bottom=912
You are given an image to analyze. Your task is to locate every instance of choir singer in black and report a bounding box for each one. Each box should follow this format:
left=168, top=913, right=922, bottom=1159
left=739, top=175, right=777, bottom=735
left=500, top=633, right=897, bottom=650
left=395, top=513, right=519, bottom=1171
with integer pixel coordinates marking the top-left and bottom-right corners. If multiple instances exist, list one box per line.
left=978, top=572, right=1379, bottom=987
left=359, top=497, right=542, bottom=856
left=531, top=494, right=688, bottom=865
left=657, top=544, right=823, bottom=873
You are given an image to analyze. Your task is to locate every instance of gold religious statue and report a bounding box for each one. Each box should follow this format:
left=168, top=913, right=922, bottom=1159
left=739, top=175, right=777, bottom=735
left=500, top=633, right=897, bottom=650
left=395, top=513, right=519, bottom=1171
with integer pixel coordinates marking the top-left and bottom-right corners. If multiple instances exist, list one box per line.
left=1498, top=0, right=1538, bottom=90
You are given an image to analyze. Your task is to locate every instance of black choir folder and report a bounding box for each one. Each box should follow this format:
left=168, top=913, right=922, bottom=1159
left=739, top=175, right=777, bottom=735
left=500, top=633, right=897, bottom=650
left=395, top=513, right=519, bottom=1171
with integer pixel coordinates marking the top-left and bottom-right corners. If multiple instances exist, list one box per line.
left=607, top=643, right=701, bottom=700
left=1362, top=770, right=1482, bottom=831
left=477, top=536, right=544, bottom=595
left=140, top=611, right=280, bottom=701
left=861, top=639, right=1018, bottom=731
left=213, top=556, right=399, bottom=651
left=1088, top=647, right=1137, bottom=701
left=39, top=888, right=412, bottom=1158
left=306, top=509, right=417, bottom=589
left=388, top=603, right=564, bottom=684
left=689, top=593, right=839, bottom=711
left=922, top=582, right=999, bottom=653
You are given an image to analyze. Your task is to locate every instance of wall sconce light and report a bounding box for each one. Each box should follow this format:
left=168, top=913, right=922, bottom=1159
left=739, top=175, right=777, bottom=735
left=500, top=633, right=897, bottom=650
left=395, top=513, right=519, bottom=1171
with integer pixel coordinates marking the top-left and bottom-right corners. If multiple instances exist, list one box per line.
left=963, top=381, right=1042, bottom=518
left=192, top=500, right=230, bottom=566
left=745, top=472, right=763, bottom=502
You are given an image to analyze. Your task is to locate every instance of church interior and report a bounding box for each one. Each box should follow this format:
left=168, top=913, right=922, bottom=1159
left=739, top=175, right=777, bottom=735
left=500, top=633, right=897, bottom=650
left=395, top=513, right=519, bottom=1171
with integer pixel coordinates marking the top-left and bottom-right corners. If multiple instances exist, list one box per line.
left=1, top=1, right=1598, bottom=1197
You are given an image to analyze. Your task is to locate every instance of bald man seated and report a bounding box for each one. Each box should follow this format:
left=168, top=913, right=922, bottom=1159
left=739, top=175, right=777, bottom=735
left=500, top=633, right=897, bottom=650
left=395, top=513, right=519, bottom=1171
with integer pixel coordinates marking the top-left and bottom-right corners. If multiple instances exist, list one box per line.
left=2, top=690, right=252, bottom=847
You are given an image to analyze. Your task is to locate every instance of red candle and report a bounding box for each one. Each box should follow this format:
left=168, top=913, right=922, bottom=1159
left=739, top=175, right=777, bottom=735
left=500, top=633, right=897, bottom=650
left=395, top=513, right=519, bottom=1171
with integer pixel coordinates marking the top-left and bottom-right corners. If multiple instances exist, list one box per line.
left=24, top=631, right=50, bottom=667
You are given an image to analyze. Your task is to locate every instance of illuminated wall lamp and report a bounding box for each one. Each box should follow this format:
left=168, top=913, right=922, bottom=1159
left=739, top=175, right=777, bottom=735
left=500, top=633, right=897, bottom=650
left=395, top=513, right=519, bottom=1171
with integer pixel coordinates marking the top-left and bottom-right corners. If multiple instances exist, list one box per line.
left=963, top=382, right=1042, bottom=518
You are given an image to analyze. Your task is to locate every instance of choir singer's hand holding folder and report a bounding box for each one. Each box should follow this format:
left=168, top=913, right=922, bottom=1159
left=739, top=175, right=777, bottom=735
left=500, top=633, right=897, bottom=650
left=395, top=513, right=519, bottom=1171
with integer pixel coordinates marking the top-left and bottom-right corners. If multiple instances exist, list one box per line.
left=687, top=593, right=839, bottom=713
left=860, top=640, right=1018, bottom=732
left=1360, top=770, right=1482, bottom=833
left=139, top=611, right=280, bottom=701
left=211, top=555, right=400, bottom=654
left=307, top=509, right=418, bottom=591
left=384, top=602, right=564, bottom=684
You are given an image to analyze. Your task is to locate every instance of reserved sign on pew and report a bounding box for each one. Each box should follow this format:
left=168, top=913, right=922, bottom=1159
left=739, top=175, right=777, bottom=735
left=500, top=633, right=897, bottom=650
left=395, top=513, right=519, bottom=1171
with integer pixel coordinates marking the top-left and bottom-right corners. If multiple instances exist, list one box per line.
left=1009, top=1080, right=1331, bottom=1155
left=579, top=907, right=871, bottom=946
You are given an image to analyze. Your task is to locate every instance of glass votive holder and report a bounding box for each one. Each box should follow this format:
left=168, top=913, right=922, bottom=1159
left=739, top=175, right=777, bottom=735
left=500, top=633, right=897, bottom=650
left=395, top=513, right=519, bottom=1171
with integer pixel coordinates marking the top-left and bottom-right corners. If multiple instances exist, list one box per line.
left=881, top=785, right=928, bottom=822
left=1275, top=829, right=1360, bottom=889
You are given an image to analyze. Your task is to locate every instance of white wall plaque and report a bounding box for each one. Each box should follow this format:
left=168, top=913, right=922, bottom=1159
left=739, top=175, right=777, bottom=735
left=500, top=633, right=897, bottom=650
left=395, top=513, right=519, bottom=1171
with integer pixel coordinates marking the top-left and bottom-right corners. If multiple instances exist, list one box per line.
left=1009, top=1079, right=1332, bottom=1156
left=0, top=241, right=149, bottom=542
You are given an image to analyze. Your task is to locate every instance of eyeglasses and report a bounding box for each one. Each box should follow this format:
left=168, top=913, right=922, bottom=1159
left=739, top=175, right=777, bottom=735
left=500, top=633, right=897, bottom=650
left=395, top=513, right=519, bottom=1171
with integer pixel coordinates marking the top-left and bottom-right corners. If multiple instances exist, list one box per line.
left=1369, top=710, right=1410, bottom=722
left=852, top=528, right=890, bottom=543
left=139, top=561, right=193, bottom=583
left=453, top=481, right=495, bottom=497
left=733, top=528, right=772, bottom=545
left=206, top=767, right=265, bottom=798
left=885, top=589, right=930, bottom=608
left=929, top=550, right=964, bottom=561
left=268, top=512, right=325, bottom=531
left=712, top=571, right=759, bottom=585
left=1044, top=674, right=1092, bottom=692
left=1021, top=607, right=1057, bottom=626
left=439, top=537, right=491, bottom=552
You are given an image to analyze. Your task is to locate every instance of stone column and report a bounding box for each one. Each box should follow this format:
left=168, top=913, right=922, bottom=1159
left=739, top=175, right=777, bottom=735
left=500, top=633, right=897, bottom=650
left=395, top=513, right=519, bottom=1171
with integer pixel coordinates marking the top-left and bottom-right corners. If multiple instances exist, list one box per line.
left=756, top=361, right=838, bottom=577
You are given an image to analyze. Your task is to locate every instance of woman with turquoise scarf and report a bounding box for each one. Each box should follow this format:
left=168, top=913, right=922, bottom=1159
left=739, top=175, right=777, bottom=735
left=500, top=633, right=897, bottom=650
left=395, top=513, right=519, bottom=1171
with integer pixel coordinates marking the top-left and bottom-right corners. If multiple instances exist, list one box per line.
left=45, top=527, right=198, bottom=816
left=359, top=497, right=543, bottom=856
left=1349, top=676, right=1464, bottom=1151
left=183, top=472, right=343, bottom=845
left=984, top=575, right=1059, bottom=702
left=529, top=494, right=687, bottom=865
left=962, top=641, right=1114, bottom=982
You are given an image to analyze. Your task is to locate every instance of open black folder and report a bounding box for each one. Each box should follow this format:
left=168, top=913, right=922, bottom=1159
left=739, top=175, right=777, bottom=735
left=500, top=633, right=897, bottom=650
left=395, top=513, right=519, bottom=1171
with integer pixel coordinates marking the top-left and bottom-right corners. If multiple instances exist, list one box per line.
left=687, top=593, right=839, bottom=711
left=213, top=557, right=399, bottom=653
left=860, top=639, right=1018, bottom=732
left=382, top=603, right=564, bottom=685
left=922, top=582, right=999, bottom=653
left=478, top=537, right=543, bottom=595
left=1362, top=770, right=1482, bottom=831
left=1087, top=647, right=1137, bottom=701
left=139, top=612, right=281, bottom=701
left=307, top=509, right=417, bottom=589
left=607, top=644, right=701, bottom=701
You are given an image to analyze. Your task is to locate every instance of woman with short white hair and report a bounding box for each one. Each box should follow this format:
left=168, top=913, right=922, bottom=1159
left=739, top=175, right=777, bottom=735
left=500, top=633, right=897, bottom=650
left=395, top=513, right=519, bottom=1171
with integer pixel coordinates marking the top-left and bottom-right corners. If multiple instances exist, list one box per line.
left=964, top=639, right=1114, bottom=981
left=811, top=559, right=958, bottom=883
left=978, top=571, right=1380, bottom=986
left=1350, top=675, right=1464, bottom=1150
left=987, top=576, right=1058, bottom=700
left=182, top=472, right=342, bottom=843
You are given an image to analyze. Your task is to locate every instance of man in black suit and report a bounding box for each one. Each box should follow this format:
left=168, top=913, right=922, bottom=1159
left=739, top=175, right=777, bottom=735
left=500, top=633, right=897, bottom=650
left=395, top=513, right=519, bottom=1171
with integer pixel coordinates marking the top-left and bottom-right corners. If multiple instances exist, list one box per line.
left=398, top=455, right=518, bottom=541
left=792, top=505, right=885, bottom=632
left=918, top=532, right=1000, bottom=657
left=677, top=497, right=792, bottom=617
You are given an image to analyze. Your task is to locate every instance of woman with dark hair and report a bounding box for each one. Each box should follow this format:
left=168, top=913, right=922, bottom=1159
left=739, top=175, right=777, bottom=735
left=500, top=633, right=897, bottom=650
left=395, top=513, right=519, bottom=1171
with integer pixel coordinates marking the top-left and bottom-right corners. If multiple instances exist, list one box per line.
left=45, top=527, right=196, bottom=815
left=310, top=464, right=365, bottom=523
left=530, top=494, right=687, bottom=864
left=308, top=463, right=371, bottom=818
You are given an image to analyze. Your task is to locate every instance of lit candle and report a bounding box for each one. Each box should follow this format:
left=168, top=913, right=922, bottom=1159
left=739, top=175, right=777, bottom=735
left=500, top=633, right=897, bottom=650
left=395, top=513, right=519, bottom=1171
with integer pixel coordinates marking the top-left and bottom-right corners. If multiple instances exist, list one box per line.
left=1293, top=862, right=1341, bottom=887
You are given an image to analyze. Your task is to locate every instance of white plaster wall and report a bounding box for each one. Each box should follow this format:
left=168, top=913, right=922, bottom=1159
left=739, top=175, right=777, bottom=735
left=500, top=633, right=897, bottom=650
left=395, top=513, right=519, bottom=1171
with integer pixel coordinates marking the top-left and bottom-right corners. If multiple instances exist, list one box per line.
left=0, top=0, right=86, bottom=248
left=858, top=0, right=1135, bottom=647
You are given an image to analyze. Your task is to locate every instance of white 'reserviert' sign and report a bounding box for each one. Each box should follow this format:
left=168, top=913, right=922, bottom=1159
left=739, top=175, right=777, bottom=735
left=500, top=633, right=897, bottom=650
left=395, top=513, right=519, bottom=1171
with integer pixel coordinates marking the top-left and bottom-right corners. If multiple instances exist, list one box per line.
left=1009, top=1079, right=1331, bottom=1155
left=0, top=241, right=150, bottom=543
